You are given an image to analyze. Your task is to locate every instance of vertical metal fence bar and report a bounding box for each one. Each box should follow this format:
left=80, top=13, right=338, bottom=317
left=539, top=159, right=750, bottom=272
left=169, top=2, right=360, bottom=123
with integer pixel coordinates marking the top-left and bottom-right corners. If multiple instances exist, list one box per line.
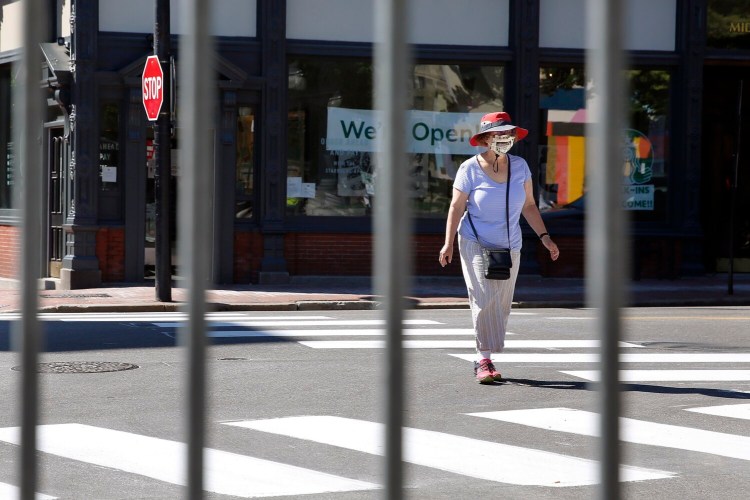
left=374, top=1, right=410, bottom=499
left=585, top=1, right=627, bottom=499
left=178, top=0, right=214, bottom=498
left=13, top=0, right=45, bottom=498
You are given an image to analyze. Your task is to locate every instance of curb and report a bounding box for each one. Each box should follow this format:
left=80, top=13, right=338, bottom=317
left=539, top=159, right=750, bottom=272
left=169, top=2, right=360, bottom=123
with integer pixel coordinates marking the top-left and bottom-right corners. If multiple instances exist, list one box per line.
left=1, top=296, right=745, bottom=314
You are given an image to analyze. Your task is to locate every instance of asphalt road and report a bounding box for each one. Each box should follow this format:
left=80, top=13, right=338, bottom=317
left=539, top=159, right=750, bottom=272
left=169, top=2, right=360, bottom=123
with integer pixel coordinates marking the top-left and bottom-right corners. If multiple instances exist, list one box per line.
left=0, top=307, right=749, bottom=499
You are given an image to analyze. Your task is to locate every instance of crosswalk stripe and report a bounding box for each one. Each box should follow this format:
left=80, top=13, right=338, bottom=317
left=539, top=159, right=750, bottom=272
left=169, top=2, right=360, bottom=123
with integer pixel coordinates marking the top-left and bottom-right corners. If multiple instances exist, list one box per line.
left=206, top=328, right=504, bottom=338
left=0, top=424, right=377, bottom=498
left=686, top=403, right=750, bottom=421
left=154, top=319, right=439, bottom=328
left=0, top=482, right=56, bottom=500
left=449, top=353, right=750, bottom=363
left=1, top=314, right=333, bottom=322
left=224, top=416, right=672, bottom=487
left=299, top=340, right=643, bottom=349
left=467, top=407, right=750, bottom=461
left=561, top=370, right=750, bottom=382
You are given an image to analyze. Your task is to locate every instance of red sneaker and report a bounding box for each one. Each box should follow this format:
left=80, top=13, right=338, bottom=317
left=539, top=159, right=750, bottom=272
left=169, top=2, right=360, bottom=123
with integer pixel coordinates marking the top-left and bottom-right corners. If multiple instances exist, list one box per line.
left=474, top=359, right=495, bottom=384
left=486, top=360, right=502, bottom=381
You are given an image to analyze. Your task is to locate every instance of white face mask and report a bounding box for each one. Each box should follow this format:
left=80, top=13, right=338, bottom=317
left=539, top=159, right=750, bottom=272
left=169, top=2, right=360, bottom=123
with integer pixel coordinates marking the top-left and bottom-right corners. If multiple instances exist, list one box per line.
left=488, top=134, right=515, bottom=155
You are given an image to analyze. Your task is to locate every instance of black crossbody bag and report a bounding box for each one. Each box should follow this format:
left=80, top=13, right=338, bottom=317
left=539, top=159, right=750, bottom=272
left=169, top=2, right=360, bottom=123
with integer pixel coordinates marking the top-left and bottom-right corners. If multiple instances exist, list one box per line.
left=466, top=156, right=513, bottom=280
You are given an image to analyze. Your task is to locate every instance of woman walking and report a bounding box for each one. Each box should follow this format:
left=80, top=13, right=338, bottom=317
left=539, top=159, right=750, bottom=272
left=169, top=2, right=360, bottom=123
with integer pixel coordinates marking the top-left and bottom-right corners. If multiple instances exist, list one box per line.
left=439, top=112, right=560, bottom=383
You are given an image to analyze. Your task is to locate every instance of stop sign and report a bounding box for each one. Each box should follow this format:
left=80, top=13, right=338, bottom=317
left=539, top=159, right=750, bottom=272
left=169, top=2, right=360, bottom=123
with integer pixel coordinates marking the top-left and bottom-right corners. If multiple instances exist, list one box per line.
left=142, top=55, right=164, bottom=121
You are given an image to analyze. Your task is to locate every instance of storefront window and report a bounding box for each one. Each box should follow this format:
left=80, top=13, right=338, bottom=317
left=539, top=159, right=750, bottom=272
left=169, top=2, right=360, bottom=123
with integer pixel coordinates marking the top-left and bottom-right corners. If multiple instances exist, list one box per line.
left=99, top=103, right=120, bottom=190
left=0, top=66, right=13, bottom=210
left=538, top=66, right=671, bottom=222
left=235, top=106, right=256, bottom=219
left=707, top=0, right=750, bottom=50
left=286, top=57, right=505, bottom=217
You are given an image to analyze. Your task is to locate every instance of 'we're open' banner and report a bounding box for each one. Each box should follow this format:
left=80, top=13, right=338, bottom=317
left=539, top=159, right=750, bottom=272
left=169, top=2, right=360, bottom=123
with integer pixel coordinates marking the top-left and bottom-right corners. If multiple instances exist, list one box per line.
left=326, top=107, right=485, bottom=155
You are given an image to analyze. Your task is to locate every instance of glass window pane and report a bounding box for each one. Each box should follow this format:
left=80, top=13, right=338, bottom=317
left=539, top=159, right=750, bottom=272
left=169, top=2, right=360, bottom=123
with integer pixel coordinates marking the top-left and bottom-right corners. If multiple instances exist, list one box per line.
left=707, top=0, right=750, bottom=50
left=235, top=106, right=255, bottom=219
left=0, top=66, right=13, bottom=209
left=286, top=57, right=505, bottom=218
left=99, top=103, right=120, bottom=191
left=538, top=66, right=671, bottom=222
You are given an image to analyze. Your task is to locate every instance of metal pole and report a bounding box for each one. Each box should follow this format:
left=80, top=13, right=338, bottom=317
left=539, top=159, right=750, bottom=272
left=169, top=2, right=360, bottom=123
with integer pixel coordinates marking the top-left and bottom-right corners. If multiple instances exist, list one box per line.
left=586, top=0, right=627, bottom=499
left=178, top=0, right=214, bottom=498
left=154, top=0, right=172, bottom=301
left=728, top=80, right=742, bottom=295
left=14, top=0, right=45, bottom=498
left=374, top=1, right=410, bottom=499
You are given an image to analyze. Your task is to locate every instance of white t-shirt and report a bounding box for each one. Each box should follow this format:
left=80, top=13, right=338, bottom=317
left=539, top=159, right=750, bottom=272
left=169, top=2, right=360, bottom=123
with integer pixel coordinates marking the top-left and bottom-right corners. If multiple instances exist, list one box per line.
left=453, top=154, right=531, bottom=250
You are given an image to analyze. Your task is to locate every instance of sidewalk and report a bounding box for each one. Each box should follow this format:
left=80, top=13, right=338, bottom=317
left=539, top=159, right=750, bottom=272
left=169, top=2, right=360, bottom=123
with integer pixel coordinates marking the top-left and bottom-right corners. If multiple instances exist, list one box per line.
left=1, top=274, right=749, bottom=313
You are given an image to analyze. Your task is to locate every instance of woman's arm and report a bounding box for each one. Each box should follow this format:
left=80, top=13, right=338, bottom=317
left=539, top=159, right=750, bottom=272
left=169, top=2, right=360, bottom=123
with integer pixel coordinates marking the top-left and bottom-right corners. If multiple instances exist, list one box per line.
left=521, top=179, right=560, bottom=261
left=439, top=188, right=469, bottom=267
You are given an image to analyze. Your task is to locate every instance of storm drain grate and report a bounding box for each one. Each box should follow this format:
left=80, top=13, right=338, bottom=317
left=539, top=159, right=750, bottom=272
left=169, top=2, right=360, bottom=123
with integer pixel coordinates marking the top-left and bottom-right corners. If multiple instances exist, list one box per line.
left=12, top=361, right=139, bottom=373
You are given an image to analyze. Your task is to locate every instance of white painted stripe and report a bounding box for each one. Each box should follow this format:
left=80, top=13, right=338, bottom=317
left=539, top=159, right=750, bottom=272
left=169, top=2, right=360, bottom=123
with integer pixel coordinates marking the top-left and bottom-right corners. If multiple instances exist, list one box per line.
left=0, top=482, right=56, bottom=499
left=300, top=340, right=643, bottom=349
left=154, top=319, right=439, bottom=328
left=449, top=353, right=750, bottom=363
left=468, top=407, right=750, bottom=462
left=54, top=315, right=331, bottom=323
left=32, top=312, right=332, bottom=322
left=224, top=416, right=671, bottom=487
left=686, top=403, right=750, bottom=421
left=562, top=370, right=750, bottom=382
left=206, top=328, right=515, bottom=338
left=0, top=424, right=377, bottom=498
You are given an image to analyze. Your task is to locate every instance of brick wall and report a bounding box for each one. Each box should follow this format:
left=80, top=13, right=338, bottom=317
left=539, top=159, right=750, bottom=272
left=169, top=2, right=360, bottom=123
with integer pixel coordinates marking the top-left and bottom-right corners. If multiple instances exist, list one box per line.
left=414, top=234, right=462, bottom=276
left=234, top=230, right=684, bottom=282
left=96, top=227, right=125, bottom=282
left=537, top=236, right=585, bottom=277
left=0, top=225, right=19, bottom=279
left=283, top=233, right=463, bottom=278
left=234, top=231, right=264, bottom=283
left=285, top=233, right=373, bottom=275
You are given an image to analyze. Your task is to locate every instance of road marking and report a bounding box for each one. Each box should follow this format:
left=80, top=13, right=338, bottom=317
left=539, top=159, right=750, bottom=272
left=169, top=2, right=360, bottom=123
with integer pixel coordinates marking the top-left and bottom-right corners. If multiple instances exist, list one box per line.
left=206, top=328, right=510, bottom=338
left=548, top=316, right=750, bottom=321
left=38, top=314, right=334, bottom=322
left=449, top=353, right=750, bottom=363
left=299, top=340, right=643, bottom=349
left=0, top=482, right=56, bottom=499
left=154, top=319, right=439, bottom=328
left=224, top=416, right=672, bottom=487
left=686, top=403, right=750, bottom=421
left=0, top=424, right=377, bottom=498
left=624, top=316, right=750, bottom=321
left=467, top=407, right=750, bottom=461
left=561, top=370, right=750, bottom=382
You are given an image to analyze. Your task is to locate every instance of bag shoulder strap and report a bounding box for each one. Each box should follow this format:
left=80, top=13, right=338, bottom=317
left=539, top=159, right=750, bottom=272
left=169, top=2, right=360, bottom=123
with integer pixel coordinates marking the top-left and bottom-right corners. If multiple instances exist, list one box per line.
left=466, top=155, right=511, bottom=248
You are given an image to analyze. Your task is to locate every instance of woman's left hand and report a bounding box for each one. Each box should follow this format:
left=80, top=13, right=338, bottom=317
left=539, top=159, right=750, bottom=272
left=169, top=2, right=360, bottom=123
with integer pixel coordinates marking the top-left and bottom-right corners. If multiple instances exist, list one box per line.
left=542, top=236, right=560, bottom=261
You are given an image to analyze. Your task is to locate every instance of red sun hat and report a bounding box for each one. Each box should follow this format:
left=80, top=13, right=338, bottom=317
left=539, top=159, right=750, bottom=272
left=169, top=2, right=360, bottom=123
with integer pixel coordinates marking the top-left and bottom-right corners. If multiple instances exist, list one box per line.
left=469, top=112, right=529, bottom=147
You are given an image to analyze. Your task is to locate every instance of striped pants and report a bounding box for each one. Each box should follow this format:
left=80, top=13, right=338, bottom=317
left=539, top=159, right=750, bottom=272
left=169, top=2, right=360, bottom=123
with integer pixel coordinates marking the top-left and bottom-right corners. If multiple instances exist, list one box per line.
left=458, top=236, right=521, bottom=354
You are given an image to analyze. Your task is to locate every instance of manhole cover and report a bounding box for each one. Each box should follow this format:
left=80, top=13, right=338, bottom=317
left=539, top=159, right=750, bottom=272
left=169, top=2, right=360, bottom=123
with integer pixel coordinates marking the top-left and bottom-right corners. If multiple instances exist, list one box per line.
left=11, top=361, right=139, bottom=373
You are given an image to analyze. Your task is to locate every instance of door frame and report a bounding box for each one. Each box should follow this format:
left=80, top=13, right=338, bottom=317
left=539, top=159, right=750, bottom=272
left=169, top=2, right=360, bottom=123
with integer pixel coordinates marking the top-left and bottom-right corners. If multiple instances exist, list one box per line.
left=43, top=122, right=67, bottom=279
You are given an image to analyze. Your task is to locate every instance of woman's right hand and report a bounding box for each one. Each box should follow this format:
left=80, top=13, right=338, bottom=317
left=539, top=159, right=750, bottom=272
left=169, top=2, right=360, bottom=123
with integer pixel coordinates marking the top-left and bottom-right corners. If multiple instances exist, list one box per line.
left=439, top=243, right=453, bottom=267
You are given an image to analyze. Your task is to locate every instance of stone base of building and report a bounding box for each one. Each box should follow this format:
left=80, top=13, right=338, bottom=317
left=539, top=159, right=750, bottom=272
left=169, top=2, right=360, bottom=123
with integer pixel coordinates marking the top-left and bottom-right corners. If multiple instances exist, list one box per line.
left=258, top=271, right=290, bottom=285
left=60, top=268, right=102, bottom=290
